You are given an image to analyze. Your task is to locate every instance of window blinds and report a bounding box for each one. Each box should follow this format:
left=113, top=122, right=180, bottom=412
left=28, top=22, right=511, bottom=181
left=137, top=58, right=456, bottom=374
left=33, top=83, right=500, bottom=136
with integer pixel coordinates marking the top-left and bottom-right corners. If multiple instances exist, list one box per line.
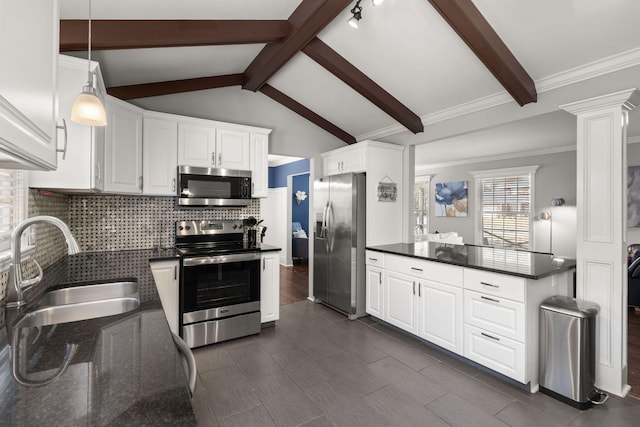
left=0, top=170, right=25, bottom=251
left=480, top=174, right=530, bottom=249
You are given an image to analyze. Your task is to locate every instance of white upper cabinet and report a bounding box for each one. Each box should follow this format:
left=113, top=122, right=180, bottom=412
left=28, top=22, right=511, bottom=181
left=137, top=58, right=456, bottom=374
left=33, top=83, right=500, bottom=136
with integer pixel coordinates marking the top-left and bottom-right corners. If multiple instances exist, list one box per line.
left=250, top=133, right=269, bottom=198
left=0, top=0, right=58, bottom=170
left=177, top=122, right=217, bottom=168
left=104, top=95, right=143, bottom=194
left=30, top=55, right=106, bottom=191
left=216, top=128, right=250, bottom=170
left=143, top=113, right=178, bottom=196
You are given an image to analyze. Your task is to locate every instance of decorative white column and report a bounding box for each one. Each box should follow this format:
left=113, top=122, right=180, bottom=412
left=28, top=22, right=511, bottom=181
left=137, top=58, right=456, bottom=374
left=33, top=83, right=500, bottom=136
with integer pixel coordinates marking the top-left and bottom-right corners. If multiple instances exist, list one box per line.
left=561, top=89, right=639, bottom=397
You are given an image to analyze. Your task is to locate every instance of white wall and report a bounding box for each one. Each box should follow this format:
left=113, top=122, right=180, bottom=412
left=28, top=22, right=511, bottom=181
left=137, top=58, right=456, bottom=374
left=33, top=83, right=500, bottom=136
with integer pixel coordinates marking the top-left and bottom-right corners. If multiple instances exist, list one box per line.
left=418, top=150, right=577, bottom=257
left=260, top=187, right=289, bottom=265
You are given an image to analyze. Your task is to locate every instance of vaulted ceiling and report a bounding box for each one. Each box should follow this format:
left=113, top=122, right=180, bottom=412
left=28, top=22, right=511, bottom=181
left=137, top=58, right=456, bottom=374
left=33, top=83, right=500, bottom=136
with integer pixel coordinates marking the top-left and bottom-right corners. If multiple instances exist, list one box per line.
left=59, top=0, right=640, bottom=163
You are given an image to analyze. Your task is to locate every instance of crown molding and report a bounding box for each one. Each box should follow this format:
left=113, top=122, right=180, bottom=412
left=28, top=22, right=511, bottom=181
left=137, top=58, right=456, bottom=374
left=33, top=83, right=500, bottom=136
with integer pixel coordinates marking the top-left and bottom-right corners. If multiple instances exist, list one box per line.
left=358, top=47, right=640, bottom=142
left=415, top=144, right=576, bottom=171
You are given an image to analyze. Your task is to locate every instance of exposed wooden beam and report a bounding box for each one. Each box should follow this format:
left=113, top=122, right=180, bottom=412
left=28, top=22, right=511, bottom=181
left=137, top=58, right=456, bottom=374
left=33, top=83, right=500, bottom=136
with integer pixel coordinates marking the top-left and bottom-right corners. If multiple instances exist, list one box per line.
left=302, top=38, right=424, bottom=134
left=259, top=84, right=356, bottom=144
left=427, top=0, right=537, bottom=106
left=107, top=74, right=244, bottom=100
left=60, top=20, right=287, bottom=51
left=243, top=0, right=353, bottom=92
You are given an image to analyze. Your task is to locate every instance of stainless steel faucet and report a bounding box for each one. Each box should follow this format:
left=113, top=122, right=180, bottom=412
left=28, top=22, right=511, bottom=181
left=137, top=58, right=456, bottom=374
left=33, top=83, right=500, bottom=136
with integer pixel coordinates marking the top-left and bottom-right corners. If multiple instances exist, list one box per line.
left=5, top=216, right=80, bottom=308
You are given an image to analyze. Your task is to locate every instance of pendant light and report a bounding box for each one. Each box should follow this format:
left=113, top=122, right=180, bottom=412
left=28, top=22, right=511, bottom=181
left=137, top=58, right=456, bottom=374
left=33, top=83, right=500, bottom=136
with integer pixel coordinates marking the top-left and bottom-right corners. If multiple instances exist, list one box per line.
left=71, top=0, right=107, bottom=126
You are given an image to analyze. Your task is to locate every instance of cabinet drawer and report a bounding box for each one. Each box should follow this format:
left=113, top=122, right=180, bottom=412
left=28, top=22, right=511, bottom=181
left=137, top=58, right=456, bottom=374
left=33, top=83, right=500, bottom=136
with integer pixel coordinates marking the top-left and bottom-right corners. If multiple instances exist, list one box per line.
left=463, top=290, right=525, bottom=342
left=463, top=269, right=525, bottom=302
left=463, top=324, right=525, bottom=383
left=385, top=254, right=462, bottom=287
left=365, top=250, right=384, bottom=267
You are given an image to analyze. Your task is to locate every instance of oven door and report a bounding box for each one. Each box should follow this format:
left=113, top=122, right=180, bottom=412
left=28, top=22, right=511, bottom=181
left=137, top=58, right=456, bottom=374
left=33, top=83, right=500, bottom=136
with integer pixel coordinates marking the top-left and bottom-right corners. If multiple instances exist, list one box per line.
left=181, top=252, right=261, bottom=326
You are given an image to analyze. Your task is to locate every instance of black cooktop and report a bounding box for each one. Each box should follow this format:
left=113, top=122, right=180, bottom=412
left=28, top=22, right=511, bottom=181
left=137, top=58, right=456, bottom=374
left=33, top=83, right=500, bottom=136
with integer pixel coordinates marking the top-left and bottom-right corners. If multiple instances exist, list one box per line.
left=175, top=242, right=260, bottom=257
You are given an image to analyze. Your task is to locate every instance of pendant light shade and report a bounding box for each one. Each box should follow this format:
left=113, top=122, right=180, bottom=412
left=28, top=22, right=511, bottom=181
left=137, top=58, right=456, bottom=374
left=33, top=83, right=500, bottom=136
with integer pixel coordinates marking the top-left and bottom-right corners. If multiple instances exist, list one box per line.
left=71, top=84, right=107, bottom=126
left=71, top=0, right=106, bottom=126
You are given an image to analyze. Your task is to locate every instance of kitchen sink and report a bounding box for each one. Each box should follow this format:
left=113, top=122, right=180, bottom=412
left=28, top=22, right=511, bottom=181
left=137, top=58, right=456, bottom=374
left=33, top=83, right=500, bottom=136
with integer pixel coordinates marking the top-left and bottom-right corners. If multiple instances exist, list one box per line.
left=17, top=280, right=140, bottom=328
left=36, top=280, right=138, bottom=307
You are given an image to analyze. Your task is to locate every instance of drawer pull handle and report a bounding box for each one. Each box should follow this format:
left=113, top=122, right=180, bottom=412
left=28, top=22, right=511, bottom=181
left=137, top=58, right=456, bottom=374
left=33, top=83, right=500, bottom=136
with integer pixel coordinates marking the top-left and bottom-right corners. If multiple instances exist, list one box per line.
left=411, top=267, right=423, bottom=272
left=481, top=296, right=500, bottom=303
left=369, top=257, right=378, bottom=261
left=481, top=332, right=500, bottom=341
left=481, top=281, right=499, bottom=288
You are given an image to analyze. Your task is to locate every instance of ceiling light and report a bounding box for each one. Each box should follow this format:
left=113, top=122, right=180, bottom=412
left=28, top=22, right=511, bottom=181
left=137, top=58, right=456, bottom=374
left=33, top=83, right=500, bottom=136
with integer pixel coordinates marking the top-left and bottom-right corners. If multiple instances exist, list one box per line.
left=71, top=0, right=106, bottom=126
left=348, top=0, right=362, bottom=29
left=372, top=0, right=385, bottom=5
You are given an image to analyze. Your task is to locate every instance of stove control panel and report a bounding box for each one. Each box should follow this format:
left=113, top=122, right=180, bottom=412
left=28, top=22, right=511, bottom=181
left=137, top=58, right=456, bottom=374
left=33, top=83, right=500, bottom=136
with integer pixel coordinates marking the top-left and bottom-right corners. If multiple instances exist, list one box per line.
left=175, top=220, right=244, bottom=236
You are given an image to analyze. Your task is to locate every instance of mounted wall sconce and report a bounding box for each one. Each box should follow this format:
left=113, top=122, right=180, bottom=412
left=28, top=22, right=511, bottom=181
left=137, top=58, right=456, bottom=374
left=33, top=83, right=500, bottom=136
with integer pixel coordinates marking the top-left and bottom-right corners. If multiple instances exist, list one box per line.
left=295, top=190, right=308, bottom=205
left=71, top=0, right=107, bottom=126
left=539, top=197, right=566, bottom=254
left=348, top=0, right=384, bottom=29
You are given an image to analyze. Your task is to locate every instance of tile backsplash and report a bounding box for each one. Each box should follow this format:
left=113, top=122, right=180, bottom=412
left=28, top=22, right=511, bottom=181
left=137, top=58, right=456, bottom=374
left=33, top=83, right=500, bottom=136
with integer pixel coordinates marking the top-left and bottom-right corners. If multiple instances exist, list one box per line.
left=0, top=190, right=260, bottom=302
left=68, top=194, right=261, bottom=251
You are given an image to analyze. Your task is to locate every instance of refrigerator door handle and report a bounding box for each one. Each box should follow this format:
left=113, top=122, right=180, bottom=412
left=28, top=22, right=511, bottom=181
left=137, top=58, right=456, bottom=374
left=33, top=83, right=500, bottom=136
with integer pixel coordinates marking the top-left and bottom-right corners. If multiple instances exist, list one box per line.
left=319, top=201, right=329, bottom=240
left=328, top=202, right=335, bottom=252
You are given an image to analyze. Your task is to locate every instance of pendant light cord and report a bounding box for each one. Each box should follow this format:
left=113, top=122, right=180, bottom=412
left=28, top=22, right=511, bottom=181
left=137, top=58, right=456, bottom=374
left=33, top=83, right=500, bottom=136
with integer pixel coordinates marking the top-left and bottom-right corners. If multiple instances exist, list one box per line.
left=87, top=0, right=93, bottom=85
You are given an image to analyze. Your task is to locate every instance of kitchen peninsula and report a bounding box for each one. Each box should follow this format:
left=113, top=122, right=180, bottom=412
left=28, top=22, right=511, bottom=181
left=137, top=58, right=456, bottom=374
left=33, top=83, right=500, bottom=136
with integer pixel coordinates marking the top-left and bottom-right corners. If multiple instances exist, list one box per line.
left=365, top=242, right=576, bottom=392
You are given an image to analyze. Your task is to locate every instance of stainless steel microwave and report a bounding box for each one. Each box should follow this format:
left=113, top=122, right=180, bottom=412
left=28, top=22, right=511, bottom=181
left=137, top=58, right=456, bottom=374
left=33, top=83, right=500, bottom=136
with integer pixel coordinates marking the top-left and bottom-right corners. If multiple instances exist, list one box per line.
left=177, top=166, right=252, bottom=207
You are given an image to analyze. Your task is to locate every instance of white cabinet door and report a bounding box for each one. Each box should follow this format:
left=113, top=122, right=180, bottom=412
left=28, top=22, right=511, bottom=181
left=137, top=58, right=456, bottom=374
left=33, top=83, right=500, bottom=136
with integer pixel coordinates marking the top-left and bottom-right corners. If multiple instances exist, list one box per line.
left=104, top=96, right=143, bottom=194
left=30, top=55, right=105, bottom=191
left=150, top=260, right=180, bottom=335
left=143, top=116, right=178, bottom=196
left=250, top=133, right=268, bottom=197
left=321, top=145, right=366, bottom=176
left=0, top=0, right=58, bottom=170
left=366, top=265, right=384, bottom=318
left=322, top=154, right=342, bottom=176
left=177, top=122, right=216, bottom=167
left=261, top=253, right=280, bottom=323
left=383, top=270, right=417, bottom=334
left=216, top=128, right=250, bottom=170
left=418, top=280, right=463, bottom=355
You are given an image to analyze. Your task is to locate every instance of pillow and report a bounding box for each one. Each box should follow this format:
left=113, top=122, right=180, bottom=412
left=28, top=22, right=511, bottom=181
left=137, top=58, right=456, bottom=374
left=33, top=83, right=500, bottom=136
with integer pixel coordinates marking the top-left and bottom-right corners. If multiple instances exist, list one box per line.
left=293, top=229, right=308, bottom=238
left=292, top=222, right=303, bottom=232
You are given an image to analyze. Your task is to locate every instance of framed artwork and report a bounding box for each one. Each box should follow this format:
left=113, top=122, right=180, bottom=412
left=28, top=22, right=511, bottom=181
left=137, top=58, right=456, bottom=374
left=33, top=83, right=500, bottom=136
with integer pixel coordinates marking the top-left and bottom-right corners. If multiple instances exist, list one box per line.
left=628, top=166, right=640, bottom=227
left=435, top=181, right=468, bottom=217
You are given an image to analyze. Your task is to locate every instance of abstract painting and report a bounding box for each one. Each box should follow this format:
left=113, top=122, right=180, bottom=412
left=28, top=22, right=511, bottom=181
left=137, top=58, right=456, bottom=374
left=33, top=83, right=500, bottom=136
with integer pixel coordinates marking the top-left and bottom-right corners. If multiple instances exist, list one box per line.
left=435, top=181, right=468, bottom=217
left=628, top=166, right=640, bottom=227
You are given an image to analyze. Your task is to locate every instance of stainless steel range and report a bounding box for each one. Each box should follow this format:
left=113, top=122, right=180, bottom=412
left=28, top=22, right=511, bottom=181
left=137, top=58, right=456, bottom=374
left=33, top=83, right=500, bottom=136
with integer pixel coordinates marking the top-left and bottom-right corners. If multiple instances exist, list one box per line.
left=176, top=220, right=262, bottom=348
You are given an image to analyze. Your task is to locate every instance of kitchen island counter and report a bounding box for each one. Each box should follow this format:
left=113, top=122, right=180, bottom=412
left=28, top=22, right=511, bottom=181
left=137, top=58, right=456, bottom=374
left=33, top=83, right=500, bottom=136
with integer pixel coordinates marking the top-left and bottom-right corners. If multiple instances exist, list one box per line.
left=366, top=242, right=576, bottom=280
left=0, top=249, right=197, bottom=426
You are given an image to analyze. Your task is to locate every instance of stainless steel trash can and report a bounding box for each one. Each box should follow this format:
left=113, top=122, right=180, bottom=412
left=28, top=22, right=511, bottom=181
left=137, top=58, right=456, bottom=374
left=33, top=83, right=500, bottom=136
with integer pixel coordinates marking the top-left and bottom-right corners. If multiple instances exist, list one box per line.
left=539, top=295, right=604, bottom=409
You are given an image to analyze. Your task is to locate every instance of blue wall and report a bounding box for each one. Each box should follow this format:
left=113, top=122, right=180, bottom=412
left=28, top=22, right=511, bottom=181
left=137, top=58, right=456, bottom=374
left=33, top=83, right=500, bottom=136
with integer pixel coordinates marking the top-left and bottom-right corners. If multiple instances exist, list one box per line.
left=268, top=158, right=310, bottom=188
left=292, top=174, right=310, bottom=234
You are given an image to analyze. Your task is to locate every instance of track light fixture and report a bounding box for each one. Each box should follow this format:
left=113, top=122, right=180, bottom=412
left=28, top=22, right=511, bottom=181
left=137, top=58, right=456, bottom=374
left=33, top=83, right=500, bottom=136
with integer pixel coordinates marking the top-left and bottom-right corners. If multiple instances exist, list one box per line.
left=348, top=0, right=385, bottom=28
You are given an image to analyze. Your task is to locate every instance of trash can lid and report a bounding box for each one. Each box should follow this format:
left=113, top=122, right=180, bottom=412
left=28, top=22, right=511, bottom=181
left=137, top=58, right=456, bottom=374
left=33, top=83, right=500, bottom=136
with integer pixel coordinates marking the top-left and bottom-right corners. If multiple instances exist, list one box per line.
left=540, top=295, right=600, bottom=318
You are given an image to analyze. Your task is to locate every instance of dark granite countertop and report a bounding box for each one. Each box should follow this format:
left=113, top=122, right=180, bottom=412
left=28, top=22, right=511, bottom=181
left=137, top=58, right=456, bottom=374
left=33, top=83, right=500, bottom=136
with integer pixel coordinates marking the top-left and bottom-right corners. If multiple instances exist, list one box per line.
left=0, top=249, right=197, bottom=426
left=366, top=242, right=576, bottom=280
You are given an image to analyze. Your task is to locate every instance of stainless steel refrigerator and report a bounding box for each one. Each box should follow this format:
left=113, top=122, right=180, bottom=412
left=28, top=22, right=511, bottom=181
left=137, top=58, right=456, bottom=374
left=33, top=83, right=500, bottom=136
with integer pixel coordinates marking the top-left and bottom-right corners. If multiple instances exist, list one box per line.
left=313, top=172, right=366, bottom=319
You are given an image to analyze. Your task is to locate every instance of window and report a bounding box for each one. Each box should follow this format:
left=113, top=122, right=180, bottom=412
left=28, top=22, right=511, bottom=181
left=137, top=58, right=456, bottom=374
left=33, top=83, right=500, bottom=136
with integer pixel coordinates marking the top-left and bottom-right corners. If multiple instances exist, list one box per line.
left=470, top=166, right=539, bottom=250
left=414, top=176, right=430, bottom=238
left=0, top=170, right=26, bottom=252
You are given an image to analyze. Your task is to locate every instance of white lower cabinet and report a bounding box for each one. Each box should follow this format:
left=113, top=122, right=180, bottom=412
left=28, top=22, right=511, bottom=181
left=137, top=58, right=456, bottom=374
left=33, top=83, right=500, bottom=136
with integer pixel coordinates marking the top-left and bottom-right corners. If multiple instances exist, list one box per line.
left=261, top=252, right=280, bottom=323
left=383, top=270, right=418, bottom=334
left=367, top=251, right=571, bottom=391
left=150, top=260, right=179, bottom=335
left=417, top=279, right=463, bottom=355
left=463, top=324, right=525, bottom=382
left=365, top=265, right=384, bottom=318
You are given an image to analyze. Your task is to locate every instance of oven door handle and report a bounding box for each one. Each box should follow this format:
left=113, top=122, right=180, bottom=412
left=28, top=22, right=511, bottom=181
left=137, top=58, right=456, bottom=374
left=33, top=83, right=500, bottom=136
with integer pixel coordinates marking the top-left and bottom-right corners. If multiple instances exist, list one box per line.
left=182, top=252, right=262, bottom=266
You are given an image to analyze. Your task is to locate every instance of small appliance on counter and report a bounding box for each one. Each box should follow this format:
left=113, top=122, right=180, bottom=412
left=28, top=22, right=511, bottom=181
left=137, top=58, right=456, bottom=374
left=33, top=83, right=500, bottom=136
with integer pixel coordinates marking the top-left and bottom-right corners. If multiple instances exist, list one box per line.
left=175, top=220, right=262, bottom=348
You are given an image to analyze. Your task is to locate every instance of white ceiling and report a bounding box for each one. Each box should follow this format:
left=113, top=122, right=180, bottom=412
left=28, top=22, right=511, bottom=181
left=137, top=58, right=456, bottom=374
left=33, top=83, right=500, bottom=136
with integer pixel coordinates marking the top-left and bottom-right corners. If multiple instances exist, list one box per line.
left=60, top=0, right=640, bottom=165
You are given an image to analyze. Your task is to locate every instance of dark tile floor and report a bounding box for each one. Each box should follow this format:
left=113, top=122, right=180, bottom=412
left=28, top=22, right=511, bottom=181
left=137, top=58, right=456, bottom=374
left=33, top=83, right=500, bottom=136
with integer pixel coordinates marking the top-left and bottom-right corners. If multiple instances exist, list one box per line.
left=191, top=301, right=640, bottom=427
